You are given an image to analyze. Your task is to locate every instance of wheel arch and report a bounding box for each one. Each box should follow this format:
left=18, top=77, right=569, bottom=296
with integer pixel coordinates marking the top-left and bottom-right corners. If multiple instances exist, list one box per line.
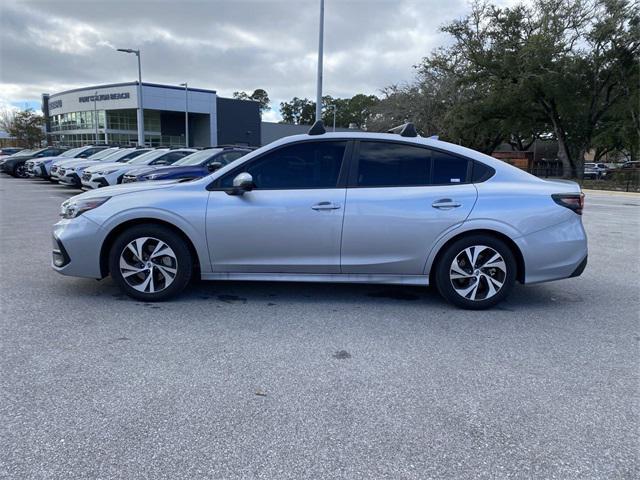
left=99, top=218, right=201, bottom=278
left=428, top=229, right=525, bottom=285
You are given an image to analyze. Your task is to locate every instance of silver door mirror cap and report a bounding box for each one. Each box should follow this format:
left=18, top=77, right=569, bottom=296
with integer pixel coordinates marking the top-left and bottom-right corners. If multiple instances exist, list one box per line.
left=228, top=172, right=254, bottom=195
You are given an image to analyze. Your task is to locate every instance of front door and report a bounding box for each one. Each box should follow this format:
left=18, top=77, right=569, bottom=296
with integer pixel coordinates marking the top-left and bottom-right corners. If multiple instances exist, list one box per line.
left=205, top=140, right=350, bottom=273
left=340, top=141, right=478, bottom=274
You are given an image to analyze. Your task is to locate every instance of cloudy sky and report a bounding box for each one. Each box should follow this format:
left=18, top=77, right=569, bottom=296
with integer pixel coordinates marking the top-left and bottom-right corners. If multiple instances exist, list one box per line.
left=2, top=0, right=497, bottom=121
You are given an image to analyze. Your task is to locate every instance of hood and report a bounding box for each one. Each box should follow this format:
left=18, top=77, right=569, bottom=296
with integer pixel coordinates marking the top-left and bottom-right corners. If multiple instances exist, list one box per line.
left=72, top=179, right=182, bottom=200
left=30, top=155, right=61, bottom=164
left=128, top=165, right=207, bottom=177
left=58, top=159, right=100, bottom=171
left=83, top=162, right=126, bottom=174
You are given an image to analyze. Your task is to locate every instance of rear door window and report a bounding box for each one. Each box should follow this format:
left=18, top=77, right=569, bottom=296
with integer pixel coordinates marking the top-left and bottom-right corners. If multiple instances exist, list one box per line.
left=431, top=151, right=470, bottom=185
left=356, top=142, right=431, bottom=187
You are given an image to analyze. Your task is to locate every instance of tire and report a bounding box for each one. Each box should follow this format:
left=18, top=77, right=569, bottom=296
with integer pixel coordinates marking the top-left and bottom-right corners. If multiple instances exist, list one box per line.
left=109, top=224, right=193, bottom=301
left=12, top=163, right=28, bottom=178
left=435, top=235, right=517, bottom=310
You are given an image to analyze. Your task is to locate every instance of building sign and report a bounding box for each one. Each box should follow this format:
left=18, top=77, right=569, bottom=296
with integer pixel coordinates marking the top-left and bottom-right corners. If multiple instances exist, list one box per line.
left=79, top=92, right=130, bottom=103
left=49, top=99, right=63, bottom=110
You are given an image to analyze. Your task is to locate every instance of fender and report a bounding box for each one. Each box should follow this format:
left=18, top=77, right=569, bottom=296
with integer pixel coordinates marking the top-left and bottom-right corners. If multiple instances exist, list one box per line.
left=421, top=218, right=524, bottom=275
left=93, top=206, right=212, bottom=274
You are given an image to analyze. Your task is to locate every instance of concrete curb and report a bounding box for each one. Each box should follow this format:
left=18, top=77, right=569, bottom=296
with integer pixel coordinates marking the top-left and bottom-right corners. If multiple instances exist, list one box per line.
left=582, top=189, right=640, bottom=197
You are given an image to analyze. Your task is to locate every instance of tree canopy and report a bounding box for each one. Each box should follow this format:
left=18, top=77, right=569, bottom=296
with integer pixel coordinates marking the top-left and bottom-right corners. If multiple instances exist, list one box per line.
left=370, top=0, right=639, bottom=177
left=0, top=108, right=45, bottom=148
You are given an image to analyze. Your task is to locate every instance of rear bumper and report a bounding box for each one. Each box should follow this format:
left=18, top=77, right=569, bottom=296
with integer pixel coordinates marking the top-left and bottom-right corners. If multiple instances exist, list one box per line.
left=516, top=216, right=588, bottom=284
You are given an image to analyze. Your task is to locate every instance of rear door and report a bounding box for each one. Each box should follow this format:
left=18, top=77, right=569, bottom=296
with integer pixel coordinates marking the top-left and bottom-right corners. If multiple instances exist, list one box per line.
left=340, top=141, right=477, bottom=274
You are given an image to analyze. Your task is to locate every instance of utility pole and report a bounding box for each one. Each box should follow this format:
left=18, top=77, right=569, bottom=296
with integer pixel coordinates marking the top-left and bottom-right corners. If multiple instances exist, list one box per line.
left=117, top=48, right=144, bottom=146
left=315, top=0, right=324, bottom=122
left=93, top=91, right=99, bottom=144
left=180, top=83, right=189, bottom=147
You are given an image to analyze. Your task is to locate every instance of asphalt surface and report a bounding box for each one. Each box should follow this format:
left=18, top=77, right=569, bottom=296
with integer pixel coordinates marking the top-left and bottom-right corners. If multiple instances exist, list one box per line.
left=1, top=177, right=638, bottom=479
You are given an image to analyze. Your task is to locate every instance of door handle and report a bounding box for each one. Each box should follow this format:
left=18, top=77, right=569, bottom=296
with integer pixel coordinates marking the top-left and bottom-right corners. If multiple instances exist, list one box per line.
left=432, top=198, right=462, bottom=209
left=311, top=201, right=341, bottom=211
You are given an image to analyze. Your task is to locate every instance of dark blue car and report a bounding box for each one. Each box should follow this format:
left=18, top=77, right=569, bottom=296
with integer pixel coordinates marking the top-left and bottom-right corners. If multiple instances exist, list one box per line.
left=121, top=147, right=252, bottom=183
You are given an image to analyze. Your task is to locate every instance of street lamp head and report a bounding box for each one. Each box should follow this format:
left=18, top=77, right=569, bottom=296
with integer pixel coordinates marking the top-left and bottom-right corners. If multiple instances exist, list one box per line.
left=180, top=83, right=187, bottom=87
left=117, top=48, right=139, bottom=55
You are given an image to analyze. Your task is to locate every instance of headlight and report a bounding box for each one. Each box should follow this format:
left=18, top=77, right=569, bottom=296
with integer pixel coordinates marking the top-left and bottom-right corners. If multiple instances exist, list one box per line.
left=145, top=174, right=164, bottom=180
left=60, top=197, right=110, bottom=219
left=99, top=168, right=120, bottom=175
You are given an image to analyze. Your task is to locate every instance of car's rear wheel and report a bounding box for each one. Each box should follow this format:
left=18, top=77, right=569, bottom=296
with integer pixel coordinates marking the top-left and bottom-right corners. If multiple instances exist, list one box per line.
left=109, top=225, right=193, bottom=301
left=435, top=235, right=516, bottom=309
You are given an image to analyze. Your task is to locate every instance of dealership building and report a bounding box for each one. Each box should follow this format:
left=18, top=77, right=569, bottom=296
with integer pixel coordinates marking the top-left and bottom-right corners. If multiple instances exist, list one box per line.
left=42, top=82, right=261, bottom=148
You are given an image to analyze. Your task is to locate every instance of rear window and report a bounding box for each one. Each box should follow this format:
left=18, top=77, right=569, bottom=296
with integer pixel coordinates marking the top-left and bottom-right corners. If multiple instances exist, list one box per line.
left=431, top=151, right=470, bottom=185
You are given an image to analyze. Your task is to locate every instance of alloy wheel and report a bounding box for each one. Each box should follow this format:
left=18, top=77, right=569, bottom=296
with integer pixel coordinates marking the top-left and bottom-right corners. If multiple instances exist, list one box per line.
left=119, top=237, right=178, bottom=293
left=449, top=245, right=507, bottom=301
left=15, top=164, right=28, bottom=178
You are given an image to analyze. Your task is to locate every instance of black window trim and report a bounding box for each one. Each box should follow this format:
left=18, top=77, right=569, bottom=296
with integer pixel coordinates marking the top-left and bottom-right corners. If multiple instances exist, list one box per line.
left=349, top=139, right=480, bottom=188
left=206, top=139, right=354, bottom=192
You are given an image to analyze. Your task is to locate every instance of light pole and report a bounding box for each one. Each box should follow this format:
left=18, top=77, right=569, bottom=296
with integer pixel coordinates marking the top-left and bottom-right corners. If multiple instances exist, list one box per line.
left=93, top=91, right=99, bottom=144
left=326, top=104, right=336, bottom=131
left=315, top=0, right=324, bottom=122
left=117, top=48, right=145, bottom=146
left=180, top=82, right=189, bottom=147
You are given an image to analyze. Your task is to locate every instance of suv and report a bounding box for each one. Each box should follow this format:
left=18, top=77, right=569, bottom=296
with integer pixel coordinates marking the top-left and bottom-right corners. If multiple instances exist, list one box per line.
left=81, top=148, right=196, bottom=189
left=0, top=147, right=68, bottom=178
left=52, top=122, right=588, bottom=309
left=28, top=145, right=110, bottom=179
left=57, top=148, right=153, bottom=187
left=583, top=162, right=607, bottom=179
left=121, top=146, right=251, bottom=183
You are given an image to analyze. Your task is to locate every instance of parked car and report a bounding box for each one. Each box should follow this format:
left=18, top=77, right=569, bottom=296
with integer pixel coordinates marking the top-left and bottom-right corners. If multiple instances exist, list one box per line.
left=0, top=147, right=23, bottom=159
left=121, top=146, right=252, bottom=183
left=81, top=148, right=196, bottom=189
left=620, top=161, right=640, bottom=170
left=0, top=147, right=68, bottom=178
left=50, top=147, right=120, bottom=182
left=27, top=145, right=110, bottom=179
left=57, top=148, right=152, bottom=187
left=583, top=162, right=607, bottom=179
left=52, top=122, right=588, bottom=309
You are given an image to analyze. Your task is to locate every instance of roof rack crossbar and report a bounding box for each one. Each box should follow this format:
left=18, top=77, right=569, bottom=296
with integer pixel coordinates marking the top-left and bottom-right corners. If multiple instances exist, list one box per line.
left=387, top=123, right=418, bottom=138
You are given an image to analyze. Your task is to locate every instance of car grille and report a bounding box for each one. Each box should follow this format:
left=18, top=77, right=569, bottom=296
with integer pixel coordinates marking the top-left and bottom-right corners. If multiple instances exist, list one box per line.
left=82, top=172, right=92, bottom=182
left=58, top=168, right=66, bottom=176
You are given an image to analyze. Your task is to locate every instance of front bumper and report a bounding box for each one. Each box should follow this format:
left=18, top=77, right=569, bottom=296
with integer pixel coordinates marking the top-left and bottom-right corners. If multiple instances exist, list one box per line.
left=52, top=216, right=104, bottom=279
left=81, top=175, right=109, bottom=189
left=58, top=172, right=81, bottom=187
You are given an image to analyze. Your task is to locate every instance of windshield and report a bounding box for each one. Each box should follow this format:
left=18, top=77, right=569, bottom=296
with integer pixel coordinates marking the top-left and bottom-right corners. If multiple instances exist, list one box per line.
left=97, top=149, right=135, bottom=163
left=10, top=149, right=35, bottom=157
left=174, top=149, right=223, bottom=166
left=127, top=149, right=169, bottom=165
left=59, top=147, right=87, bottom=158
left=87, top=147, right=119, bottom=160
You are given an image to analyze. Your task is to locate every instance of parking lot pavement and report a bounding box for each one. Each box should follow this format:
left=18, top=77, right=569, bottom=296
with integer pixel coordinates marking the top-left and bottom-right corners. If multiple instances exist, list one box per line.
left=1, top=177, right=638, bottom=480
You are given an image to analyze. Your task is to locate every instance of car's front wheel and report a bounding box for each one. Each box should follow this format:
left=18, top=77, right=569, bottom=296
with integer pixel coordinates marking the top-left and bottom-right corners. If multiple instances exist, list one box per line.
left=109, top=225, right=193, bottom=301
left=435, top=235, right=516, bottom=309
left=12, top=163, right=28, bottom=178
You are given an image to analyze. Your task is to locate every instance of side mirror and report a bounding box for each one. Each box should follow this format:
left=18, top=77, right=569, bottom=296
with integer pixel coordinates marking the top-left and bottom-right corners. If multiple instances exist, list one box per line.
left=227, top=172, right=254, bottom=195
left=207, top=161, right=223, bottom=172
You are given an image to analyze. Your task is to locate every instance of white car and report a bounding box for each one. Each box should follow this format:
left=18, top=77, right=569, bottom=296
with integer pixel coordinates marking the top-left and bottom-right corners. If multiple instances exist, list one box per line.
left=81, top=148, right=196, bottom=189
left=28, top=146, right=111, bottom=179
left=58, top=148, right=152, bottom=187
left=51, top=147, right=120, bottom=182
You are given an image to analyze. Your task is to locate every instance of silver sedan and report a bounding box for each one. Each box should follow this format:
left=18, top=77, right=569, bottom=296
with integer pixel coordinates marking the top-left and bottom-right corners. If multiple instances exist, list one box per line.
left=52, top=123, right=587, bottom=309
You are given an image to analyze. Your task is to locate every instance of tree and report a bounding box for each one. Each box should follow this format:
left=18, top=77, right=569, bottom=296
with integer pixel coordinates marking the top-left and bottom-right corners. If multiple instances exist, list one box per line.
left=279, top=94, right=380, bottom=128
left=279, top=97, right=317, bottom=124
left=0, top=108, right=44, bottom=148
left=233, top=89, right=271, bottom=114
left=413, top=0, right=639, bottom=177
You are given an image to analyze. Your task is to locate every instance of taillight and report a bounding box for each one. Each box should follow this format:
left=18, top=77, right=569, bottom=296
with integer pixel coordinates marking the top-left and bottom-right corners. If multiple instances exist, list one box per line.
left=552, top=193, right=584, bottom=215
